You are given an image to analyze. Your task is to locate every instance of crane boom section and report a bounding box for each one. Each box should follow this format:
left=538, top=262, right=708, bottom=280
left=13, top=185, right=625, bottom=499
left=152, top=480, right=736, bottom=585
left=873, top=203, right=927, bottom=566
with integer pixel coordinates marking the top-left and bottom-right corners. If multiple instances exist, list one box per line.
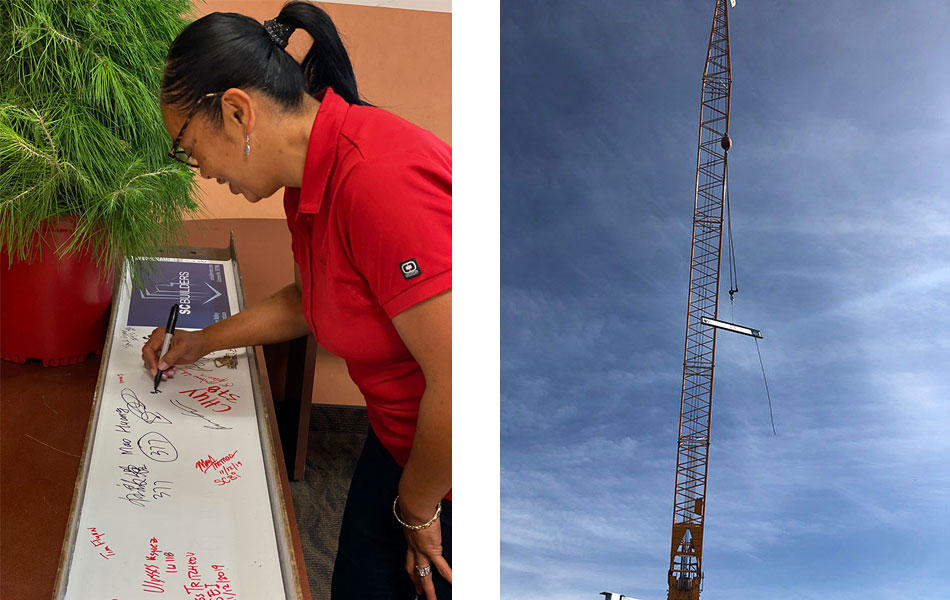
left=667, top=1, right=732, bottom=599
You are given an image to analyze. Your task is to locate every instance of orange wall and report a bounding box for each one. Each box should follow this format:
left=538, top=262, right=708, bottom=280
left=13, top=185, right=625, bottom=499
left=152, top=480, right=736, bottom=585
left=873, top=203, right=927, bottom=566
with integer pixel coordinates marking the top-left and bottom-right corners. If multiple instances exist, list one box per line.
left=187, top=1, right=451, bottom=220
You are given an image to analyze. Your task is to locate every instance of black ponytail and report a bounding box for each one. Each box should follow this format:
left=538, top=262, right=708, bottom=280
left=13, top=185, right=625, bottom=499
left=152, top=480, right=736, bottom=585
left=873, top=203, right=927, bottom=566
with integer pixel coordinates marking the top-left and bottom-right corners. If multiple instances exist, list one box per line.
left=161, top=1, right=367, bottom=129
left=272, top=1, right=364, bottom=105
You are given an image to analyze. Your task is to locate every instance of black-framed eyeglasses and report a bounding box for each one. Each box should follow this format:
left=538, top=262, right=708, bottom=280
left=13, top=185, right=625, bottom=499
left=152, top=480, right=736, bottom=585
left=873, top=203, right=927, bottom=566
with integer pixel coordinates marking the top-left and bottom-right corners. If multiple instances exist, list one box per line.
left=168, top=91, right=224, bottom=168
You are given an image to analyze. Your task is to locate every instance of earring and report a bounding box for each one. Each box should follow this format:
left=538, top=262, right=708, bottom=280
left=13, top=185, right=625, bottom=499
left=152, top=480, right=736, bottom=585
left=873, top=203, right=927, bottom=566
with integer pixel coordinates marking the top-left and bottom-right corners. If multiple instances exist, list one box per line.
left=243, top=132, right=251, bottom=157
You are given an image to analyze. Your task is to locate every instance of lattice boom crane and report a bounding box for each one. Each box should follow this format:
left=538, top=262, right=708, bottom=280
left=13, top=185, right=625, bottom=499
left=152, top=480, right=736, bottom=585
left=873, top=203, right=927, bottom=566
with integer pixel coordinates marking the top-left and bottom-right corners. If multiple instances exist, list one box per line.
left=666, top=0, right=759, bottom=598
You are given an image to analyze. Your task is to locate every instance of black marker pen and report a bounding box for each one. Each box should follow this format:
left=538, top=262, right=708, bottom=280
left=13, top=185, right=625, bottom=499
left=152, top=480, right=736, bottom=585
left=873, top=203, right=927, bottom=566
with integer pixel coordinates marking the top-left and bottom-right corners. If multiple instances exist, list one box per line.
left=153, top=303, right=180, bottom=391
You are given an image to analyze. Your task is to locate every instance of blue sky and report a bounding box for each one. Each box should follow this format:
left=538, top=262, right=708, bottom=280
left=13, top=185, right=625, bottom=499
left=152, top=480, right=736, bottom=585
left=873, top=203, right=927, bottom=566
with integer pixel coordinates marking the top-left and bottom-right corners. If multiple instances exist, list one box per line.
left=500, top=2, right=950, bottom=599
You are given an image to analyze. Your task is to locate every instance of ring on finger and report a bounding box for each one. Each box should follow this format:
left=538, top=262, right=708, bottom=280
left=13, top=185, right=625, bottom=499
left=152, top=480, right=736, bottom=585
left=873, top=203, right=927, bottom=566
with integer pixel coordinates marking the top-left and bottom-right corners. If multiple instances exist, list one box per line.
left=415, top=564, right=431, bottom=577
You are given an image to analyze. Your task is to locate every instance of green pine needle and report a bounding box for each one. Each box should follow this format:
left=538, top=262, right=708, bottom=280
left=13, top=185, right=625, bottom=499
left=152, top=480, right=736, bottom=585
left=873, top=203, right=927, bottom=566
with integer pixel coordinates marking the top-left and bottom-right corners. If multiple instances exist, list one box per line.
left=0, top=0, right=203, bottom=282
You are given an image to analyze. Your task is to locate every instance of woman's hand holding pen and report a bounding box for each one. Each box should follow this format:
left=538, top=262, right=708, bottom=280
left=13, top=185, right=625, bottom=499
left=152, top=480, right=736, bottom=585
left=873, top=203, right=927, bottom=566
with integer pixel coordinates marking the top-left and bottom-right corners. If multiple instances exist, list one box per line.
left=142, top=328, right=208, bottom=380
left=141, top=283, right=311, bottom=382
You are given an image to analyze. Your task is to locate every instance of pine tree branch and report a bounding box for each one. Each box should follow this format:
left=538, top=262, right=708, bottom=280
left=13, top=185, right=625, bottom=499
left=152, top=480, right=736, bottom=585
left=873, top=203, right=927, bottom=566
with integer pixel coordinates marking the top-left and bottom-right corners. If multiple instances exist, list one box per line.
left=2, top=184, right=39, bottom=207
left=107, top=166, right=181, bottom=210
left=8, top=134, right=56, bottom=164
left=35, top=112, right=56, bottom=160
left=42, top=21, right=82, bottom=50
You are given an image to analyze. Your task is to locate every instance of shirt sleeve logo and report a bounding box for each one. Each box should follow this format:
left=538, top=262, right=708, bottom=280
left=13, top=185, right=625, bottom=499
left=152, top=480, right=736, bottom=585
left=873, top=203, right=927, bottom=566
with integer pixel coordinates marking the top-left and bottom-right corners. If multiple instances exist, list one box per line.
left=400, top=258, right=421, bottom=280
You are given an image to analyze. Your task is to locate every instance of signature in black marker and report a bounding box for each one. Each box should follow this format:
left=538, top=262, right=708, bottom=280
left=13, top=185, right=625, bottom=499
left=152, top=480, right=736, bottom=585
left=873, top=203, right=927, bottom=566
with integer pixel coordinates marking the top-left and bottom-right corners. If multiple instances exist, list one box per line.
left=169, top=398, right=231, bottom=430
left=137, top=431, right=179, bottom=462
left=119, top=327, right=137, bottom=349
left=120, top=388, right=171, bottom=425
left=152, top=480, right=173, bottom=501
left=116, top=463, right=150, bottom=508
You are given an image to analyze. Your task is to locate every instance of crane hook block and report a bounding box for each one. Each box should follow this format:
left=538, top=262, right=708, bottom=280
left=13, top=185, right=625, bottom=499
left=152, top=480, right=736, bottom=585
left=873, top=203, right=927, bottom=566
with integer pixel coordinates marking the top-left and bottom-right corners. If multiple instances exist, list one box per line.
left=720, top=135, right=732, bottom=151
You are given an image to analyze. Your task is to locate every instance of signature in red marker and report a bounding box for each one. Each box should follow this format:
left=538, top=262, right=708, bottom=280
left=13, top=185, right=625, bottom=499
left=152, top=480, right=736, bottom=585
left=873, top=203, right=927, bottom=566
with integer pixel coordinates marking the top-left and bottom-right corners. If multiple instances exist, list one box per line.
left=214, top=460, right=243, bottom=487
left=177, top=368, right=233, bottom=387
left=195, top=451, right=237, bottom=474
left=179, top=385, right=239, bottom=413
left=88, top=527, right=116, bottom=559
left=143, top=537, right=165, bottom=593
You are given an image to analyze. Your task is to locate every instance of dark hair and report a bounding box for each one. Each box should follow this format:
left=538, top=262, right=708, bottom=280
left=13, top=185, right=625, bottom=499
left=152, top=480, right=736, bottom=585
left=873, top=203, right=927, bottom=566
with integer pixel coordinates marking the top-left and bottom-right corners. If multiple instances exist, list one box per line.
left=161, top=1, right=367, bottom=129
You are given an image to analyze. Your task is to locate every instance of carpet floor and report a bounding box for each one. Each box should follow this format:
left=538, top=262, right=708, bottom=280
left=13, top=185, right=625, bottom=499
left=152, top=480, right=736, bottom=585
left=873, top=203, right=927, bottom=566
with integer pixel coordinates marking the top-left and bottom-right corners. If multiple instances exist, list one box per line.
left=289, top=404, right=369, bottom=599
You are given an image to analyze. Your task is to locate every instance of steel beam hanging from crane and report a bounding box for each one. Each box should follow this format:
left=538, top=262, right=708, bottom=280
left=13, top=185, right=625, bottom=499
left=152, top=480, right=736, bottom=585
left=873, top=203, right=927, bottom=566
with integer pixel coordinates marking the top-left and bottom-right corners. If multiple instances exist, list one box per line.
left=667, top=1, right=732, bottom=598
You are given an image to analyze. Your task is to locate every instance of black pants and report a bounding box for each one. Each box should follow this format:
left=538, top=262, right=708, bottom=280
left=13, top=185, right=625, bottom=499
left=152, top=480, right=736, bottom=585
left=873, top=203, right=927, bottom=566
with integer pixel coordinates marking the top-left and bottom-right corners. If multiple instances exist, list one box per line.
left=331, top=427, right=452, bottom=600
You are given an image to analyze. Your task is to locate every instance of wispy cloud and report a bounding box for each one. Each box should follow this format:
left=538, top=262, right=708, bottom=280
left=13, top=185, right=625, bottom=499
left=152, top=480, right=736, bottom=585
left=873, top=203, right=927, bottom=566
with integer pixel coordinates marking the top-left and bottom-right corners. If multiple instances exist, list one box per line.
left=502, top=1, right=950, bottom=599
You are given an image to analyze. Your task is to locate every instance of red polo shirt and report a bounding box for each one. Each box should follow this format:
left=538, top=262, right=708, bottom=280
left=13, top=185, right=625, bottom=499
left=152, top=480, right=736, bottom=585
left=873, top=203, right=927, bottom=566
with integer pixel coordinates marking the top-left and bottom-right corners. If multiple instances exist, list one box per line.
left=283, top=88, right=451, bottom=478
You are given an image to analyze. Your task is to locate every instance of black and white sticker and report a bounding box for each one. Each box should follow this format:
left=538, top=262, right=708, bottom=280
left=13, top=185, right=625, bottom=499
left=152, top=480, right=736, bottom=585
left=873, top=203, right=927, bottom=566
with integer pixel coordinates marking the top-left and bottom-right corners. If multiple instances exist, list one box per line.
left=400, top=258, right=421, bottom=280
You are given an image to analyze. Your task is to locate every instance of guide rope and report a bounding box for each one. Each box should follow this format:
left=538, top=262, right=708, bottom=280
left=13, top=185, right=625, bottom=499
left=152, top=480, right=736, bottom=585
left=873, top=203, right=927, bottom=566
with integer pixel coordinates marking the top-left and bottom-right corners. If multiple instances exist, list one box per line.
left=755, top=337, right=776, bottom=436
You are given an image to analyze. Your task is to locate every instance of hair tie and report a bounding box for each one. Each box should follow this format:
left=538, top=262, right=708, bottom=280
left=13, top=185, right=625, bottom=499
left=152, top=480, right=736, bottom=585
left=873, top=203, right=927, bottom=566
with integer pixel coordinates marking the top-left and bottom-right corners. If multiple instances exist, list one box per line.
left=263, top=19, right=292, bottom=49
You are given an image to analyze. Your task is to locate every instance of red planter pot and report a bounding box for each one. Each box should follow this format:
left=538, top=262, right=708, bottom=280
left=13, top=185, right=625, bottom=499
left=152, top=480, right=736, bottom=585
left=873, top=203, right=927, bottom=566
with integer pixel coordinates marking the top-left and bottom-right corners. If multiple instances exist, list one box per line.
left=1, top=218, right=114, bottom=366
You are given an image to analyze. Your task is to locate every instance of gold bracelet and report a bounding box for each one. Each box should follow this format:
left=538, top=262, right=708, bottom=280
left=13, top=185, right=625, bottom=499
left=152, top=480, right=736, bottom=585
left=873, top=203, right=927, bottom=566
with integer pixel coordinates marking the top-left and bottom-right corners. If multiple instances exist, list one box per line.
left=393, top=496, right=442, bottom=531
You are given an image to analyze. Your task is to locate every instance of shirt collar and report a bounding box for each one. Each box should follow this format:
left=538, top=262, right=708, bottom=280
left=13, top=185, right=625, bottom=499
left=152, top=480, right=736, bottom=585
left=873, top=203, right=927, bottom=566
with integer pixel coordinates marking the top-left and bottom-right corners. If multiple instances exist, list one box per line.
left=298, top=87, right=349, bottom=214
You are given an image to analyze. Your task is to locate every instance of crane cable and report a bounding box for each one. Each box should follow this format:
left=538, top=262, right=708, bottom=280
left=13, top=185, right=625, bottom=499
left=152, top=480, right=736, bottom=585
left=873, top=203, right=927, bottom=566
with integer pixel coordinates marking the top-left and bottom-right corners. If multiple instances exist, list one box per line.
left=724, top=157, right=776, bottom=436
left=725, top=159, right=738, bottom=302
